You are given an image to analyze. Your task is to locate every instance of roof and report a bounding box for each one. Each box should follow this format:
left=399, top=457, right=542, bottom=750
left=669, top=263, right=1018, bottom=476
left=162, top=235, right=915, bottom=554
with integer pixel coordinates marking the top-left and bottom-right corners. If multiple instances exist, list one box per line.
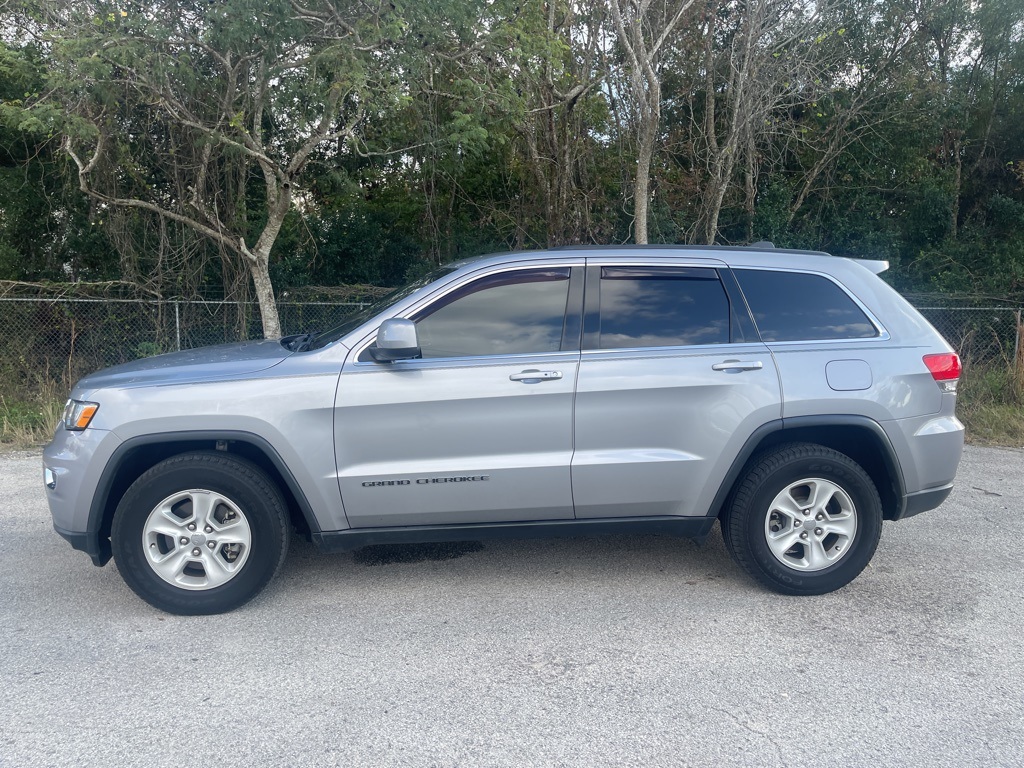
left=447, top=244, right=888, bottom=274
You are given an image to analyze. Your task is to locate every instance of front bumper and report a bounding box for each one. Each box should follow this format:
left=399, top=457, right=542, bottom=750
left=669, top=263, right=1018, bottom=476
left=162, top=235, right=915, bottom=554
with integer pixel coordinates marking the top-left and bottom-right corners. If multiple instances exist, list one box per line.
left=43, top=425, right=120, bottom=567
left=53, top=523, right=111, bottom=566
left=893, top=485, right=954, bottom=521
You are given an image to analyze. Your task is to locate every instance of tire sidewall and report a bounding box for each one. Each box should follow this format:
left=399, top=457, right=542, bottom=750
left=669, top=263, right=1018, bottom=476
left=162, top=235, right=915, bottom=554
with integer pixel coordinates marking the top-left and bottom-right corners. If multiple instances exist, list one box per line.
left=112, top=454, right=286, bottom=615
left=742, top=454, right=881, bottom=594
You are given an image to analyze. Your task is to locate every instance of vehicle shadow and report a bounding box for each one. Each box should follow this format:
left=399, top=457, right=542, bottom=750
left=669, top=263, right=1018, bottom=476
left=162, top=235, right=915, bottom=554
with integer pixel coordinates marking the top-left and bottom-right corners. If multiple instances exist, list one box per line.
left=274, top=523, right=745, bottom=595
left=351, top=540, right=486, bottom=565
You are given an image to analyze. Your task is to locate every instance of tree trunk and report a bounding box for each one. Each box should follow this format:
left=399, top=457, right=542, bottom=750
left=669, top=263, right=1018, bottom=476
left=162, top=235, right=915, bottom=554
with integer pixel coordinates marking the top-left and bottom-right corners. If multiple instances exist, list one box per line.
left=744, top=128, right=756, bottom=242
left=246, top=184, right=291, bottom=340
left=635, top=104, right=658, bottom=244
left=950, top=134, right=962, bottom=240
left=702, top=170, right=727, bottom=244
left=248, top=253, right=282, bottom=339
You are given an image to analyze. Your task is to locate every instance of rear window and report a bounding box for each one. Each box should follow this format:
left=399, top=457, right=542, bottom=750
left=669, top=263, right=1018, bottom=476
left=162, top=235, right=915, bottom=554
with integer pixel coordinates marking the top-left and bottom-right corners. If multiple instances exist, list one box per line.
left=735, top=269, right=878, bottom=342
left=598, top=267, right=730, bottom=348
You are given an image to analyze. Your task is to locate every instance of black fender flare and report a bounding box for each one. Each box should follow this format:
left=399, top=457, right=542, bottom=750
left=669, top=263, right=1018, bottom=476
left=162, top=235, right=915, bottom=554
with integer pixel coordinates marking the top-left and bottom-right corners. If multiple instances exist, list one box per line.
left=85, top=430, right=323, bottom=564
left=708, top=415, right=907, bottom=520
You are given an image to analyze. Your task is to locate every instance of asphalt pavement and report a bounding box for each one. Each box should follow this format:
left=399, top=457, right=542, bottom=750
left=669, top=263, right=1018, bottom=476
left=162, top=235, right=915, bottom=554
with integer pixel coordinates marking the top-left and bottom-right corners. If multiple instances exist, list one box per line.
left=1, top=445, right=1022, bottom=767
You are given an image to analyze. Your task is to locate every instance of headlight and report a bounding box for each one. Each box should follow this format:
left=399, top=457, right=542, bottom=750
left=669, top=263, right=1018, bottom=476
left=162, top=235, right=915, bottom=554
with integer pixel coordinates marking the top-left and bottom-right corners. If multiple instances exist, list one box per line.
left=62, top=399, right=99, bottom=431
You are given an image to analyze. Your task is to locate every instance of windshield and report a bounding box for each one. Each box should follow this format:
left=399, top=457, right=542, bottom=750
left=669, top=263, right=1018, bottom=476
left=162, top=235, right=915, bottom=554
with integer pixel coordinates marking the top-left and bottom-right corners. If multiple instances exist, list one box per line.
left=306, top=266, right=458, bottom=350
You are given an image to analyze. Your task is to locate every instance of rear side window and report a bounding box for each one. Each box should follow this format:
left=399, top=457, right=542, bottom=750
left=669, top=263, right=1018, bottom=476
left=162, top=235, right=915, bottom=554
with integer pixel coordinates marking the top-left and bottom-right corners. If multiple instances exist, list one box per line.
left=598, top=267, right=730, bottom=348
left=735, top=269, right=878, bottom=342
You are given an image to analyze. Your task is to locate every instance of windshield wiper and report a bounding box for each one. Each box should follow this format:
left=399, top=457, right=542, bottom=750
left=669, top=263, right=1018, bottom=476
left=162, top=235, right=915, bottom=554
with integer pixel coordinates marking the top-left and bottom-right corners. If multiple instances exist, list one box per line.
left=280, top=331, right=321, bottom=352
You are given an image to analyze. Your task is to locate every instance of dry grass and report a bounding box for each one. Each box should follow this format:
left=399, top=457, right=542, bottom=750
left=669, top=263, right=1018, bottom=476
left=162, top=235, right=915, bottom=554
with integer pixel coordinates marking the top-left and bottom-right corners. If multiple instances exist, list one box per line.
left=954, top=356, right=1024, bottom=446
left=0, top=385, right=65, bottom=448
left=959, top=403, right=1024, bottom=446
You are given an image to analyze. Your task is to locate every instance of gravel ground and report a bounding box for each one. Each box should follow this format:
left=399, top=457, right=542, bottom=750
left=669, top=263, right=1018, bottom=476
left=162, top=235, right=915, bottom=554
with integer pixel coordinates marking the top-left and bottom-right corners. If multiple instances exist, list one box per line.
left=1, top=445, right=1022, bottom=767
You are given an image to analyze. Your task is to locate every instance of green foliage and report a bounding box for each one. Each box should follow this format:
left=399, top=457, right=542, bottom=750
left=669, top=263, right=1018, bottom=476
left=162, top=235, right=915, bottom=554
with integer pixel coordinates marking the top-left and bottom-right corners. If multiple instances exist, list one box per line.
left=0, top=0, right=1020, bottom=303
left=134, top=341, right=163, bottom=358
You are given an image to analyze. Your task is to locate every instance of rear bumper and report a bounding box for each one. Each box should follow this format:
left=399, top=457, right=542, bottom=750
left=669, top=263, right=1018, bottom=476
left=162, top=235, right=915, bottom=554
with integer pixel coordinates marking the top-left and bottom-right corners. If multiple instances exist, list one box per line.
left=883, top=407, right=963, bottom=519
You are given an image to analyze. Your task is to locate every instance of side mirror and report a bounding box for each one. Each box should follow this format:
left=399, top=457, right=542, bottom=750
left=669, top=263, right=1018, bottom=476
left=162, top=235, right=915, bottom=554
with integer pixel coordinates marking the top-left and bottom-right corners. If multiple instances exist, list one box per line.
left=369, top=318, right=421, bottom=362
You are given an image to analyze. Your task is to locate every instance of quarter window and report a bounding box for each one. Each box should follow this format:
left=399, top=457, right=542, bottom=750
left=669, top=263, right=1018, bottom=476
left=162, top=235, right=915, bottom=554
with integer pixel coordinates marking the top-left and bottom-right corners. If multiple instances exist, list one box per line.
left=734, top=269, right=878, bottom=342
left=597, top=267, right=731, bottom=349
left=413, top=268, right=571, bottom=358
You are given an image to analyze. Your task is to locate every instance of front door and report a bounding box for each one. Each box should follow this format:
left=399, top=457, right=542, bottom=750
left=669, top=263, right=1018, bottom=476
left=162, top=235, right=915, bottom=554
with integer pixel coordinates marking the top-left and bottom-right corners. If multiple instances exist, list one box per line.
left=334, top=264, right=583, bottom=528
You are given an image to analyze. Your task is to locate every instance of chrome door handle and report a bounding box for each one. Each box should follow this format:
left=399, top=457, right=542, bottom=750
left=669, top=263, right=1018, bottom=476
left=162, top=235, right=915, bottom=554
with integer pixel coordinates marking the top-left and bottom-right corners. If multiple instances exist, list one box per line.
left=509, top=369, right=563, bottom=383
left=711, top=360, right=764, bottom=372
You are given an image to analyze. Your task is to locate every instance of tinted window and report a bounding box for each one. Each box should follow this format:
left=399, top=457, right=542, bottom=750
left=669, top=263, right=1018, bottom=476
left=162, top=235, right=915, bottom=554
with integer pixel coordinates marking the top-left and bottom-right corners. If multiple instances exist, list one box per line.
left=598, top=267, right=730, bottom=349
left=414, top=268, right=570, bottom=358
left=735, top=269, right=878, bottom=342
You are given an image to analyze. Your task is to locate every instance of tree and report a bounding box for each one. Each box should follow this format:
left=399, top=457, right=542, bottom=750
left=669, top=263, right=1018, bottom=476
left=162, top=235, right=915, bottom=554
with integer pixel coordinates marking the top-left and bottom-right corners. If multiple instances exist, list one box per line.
left=397, top=0, right=615, bottom=251
left=0, top=0, right=1021, bottom=310
left=685, top=0, right=851, bottom=244
left=0, top=39, right=118, bottom=282
left=608, top=0, right=696, bottom=244
left=43, top=0, right=400, bottom=337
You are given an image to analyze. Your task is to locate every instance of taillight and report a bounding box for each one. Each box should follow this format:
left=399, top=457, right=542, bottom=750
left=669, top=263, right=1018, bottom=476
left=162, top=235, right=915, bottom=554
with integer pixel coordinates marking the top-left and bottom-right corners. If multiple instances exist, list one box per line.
left=923, top=353, right=961, bottom=393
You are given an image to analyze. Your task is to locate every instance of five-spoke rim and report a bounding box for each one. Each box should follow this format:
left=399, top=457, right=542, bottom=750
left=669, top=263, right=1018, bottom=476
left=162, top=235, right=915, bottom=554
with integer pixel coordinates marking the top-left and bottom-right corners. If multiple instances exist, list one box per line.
left=142, top=489, right=252, bottom=590
left=763, top=478, right=857, bottom=572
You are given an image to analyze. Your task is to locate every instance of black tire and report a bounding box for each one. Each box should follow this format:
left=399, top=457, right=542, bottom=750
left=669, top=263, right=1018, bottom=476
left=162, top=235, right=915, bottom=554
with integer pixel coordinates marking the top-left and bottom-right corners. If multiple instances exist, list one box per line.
left=111, top=451, right=290, bottom=615
left=722, top=443, right=882, bottom=596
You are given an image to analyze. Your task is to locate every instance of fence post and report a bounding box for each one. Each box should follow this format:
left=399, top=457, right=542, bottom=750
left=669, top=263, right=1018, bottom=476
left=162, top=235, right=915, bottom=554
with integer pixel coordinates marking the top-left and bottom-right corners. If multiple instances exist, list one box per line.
left=1015, top=309, right=1022, bottom=380
left=175, top=301, right=181, bottom=352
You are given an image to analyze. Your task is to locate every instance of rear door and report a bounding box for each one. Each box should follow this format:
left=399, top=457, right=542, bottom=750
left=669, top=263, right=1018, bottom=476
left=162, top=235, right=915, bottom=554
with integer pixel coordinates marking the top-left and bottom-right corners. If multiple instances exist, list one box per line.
left=571, top=259, right=782, bottom=519
left=334, top=262, right=584, bottom=528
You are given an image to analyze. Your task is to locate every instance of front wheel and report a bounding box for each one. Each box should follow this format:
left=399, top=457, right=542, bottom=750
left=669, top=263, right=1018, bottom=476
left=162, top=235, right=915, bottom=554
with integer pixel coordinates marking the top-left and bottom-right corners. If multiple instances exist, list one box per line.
left=723, top=443, right=882, bottom=595
left=111, top=452, right=290, bottom=615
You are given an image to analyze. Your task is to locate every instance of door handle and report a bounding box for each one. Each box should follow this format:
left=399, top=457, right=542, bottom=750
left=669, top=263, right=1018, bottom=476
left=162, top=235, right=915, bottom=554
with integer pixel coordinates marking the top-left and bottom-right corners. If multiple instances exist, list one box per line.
left=509, top=369, right=563, bottom=383
left=711, top=360, right=764, bottom=372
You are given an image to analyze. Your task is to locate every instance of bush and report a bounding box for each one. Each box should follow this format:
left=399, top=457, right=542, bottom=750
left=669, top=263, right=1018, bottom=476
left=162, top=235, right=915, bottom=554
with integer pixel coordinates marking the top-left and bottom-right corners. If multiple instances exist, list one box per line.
left=956, top=361, right=1024, bottom=446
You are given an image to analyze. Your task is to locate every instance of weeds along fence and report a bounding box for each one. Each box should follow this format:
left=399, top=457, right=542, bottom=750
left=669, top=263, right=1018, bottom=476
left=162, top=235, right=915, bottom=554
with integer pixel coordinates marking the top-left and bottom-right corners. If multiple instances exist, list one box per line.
left=0, top=296, right=1020, bottom=400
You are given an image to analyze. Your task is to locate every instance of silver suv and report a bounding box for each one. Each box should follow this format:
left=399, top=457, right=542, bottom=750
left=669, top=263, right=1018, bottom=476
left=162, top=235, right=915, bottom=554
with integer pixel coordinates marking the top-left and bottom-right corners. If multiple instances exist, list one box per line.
left=43, top=246, right=965, bottom=614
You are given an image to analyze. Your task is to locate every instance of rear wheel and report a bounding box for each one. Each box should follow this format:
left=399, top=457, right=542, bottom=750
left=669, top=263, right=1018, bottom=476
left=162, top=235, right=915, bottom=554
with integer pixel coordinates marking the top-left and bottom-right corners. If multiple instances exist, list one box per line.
left=723, top=443, right=882, bottom=595
left=111, top=451, right=289, bottom=615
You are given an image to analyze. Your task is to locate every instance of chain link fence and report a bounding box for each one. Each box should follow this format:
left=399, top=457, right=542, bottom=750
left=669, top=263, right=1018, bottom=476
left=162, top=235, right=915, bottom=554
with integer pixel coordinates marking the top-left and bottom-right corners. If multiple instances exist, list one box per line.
left=0, top=295, right=1020, bottom=399
left=0, top=297, right=369, bottom=397
left=915, top=307, right=1022, bottom=368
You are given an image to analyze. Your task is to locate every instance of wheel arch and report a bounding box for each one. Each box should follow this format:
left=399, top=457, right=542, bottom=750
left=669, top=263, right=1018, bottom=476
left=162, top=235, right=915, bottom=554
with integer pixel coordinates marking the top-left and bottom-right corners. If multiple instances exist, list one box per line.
left=88, top=431, right=321, bottom=565
left=711, top=416, right=907, bottom=522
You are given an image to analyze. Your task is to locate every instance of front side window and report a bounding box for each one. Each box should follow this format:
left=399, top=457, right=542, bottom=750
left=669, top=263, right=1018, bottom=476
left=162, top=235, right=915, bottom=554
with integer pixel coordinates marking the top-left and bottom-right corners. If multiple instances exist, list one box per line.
left=734, top=269, right=878, bottom=342
left=598, top=267, right=731, bottom=349
left=413, top=268, right=571, bottom=359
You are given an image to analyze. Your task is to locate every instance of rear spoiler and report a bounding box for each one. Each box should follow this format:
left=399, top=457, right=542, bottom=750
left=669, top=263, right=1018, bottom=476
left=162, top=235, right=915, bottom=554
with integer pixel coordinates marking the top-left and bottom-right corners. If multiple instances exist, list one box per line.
left=858, top=259, right=889, bottom=274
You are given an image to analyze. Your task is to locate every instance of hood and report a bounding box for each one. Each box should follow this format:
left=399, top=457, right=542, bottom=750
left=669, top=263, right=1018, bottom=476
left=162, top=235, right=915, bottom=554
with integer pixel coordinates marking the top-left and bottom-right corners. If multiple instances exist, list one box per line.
left=75, top=339, right=293, bottom=393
